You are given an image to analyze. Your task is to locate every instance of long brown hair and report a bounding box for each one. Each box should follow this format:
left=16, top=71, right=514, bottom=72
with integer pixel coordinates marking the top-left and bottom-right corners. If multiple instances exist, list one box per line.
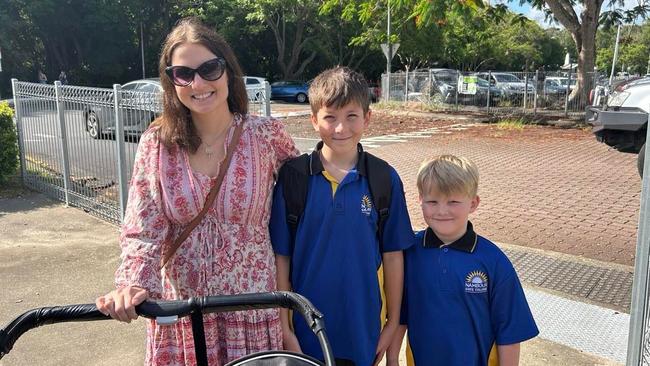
left=155, top=17, right=248, bottom=152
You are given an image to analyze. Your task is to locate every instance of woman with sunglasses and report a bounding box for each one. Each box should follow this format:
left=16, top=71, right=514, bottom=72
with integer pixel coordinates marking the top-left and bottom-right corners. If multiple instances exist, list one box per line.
left=96, top=18, right=298, bottom=365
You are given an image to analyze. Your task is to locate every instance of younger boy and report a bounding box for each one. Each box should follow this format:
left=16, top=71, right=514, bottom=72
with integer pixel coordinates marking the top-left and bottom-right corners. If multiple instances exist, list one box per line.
left=269, top=67, right=415, bottom=365
left=388, top=155, right=538, bottom=366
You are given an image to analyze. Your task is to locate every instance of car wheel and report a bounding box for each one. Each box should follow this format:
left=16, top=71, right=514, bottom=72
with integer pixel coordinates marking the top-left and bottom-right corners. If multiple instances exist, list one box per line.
left=638, top=143, right=645, bottom=178
left=296, top=93, right=307, bottom=103
left=86, top=111, right=102, bottom=139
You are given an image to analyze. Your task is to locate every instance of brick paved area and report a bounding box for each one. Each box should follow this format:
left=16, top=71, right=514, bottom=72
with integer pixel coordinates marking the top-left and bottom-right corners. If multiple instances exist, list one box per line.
left=371, top=123, right=642, bottom=266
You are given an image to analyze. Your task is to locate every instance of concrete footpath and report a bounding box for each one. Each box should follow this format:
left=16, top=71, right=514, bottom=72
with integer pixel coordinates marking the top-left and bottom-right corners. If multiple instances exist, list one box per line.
left=0, top=191, right=625, bottom=365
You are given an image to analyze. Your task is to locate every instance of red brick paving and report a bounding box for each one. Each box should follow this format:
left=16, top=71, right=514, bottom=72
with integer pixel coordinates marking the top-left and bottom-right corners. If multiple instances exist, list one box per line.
left=371, top=123, right=641, bottom=266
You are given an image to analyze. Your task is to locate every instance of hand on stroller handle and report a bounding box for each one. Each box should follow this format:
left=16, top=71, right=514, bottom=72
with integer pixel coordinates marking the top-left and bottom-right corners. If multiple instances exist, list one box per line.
left=0, top=291, right=335, bottom=366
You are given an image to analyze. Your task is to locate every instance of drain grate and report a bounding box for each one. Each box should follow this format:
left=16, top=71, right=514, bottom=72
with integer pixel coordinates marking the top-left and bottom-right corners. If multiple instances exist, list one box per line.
left=502, top=247, right=633, bottom=313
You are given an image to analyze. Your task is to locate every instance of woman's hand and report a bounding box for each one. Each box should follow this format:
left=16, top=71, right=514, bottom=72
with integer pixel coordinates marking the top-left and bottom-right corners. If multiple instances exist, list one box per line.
left=282, top=327, right=302, bottom=353
left=96, top=286, right=149, bottom=323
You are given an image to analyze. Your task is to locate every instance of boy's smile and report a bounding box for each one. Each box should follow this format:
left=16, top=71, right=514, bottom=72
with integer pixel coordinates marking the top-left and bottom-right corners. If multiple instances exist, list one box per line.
left=420, top=189, right=480, bottom=244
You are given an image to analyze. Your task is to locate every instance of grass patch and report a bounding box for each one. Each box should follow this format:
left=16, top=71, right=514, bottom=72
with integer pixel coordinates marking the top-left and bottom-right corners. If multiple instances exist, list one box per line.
left=496, top=118, right=527, bottom=131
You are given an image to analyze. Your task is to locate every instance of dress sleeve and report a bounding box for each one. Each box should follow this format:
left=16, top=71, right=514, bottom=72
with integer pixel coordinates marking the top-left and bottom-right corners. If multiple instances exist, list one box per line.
left=267, top=117, right=299, bottom=170
left=114, top=128, right=169, bottom=299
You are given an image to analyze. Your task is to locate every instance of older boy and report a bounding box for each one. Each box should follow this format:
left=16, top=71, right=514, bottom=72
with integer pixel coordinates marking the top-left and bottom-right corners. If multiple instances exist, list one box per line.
left=388, top=155, right=538, bottom=366
left=270, top=67, right=415, bottom=366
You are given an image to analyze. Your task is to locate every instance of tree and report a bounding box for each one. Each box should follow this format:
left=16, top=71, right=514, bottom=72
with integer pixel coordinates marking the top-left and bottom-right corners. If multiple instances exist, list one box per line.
left=244, top=0, right=322, bottom=80
left=524, top=0, right=648, bottom=103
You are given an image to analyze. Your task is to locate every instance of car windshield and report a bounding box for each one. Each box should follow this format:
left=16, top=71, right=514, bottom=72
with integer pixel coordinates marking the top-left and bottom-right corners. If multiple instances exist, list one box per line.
left=434, top=72, right=458, bottom=84
left=494, top=74, right=521, bottom=82
left=476, top=78, right=489, bottom=87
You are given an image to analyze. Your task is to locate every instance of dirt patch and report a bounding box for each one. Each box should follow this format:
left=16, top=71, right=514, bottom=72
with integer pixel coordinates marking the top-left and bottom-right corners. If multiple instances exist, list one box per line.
left=280, top=109, right=590, bottom=143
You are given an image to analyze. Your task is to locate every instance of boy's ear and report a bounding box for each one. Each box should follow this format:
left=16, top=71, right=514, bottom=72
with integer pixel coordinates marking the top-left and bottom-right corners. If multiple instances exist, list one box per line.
left=310, top=113, right=319, bottom=132
left=363, top=109, right=371, bottom=128
left=469, top=195, right=480, bottom=213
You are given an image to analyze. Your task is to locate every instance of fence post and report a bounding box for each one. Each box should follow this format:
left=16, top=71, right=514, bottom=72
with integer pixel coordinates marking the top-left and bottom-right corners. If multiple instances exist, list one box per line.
left=564, top=67, right=572, bottom=117
left=533, top=70, right=539, bottom=117
left=404, top=69, right=409, bottom=103
left=11, top=78, right=26, bottom=181
left=264, top=82, right=272, bottom=117
left=486, top=71, right=491, bottom=115
left=455, top=72, right=459, bottom=112
left=54, top=81, right=72, bottom=206
left=428, top=69, right=433, bottom=105
left=523, top=73, right=529, bottom=110
left=626, top=125, right=650, bottom=366
left=113, top=84, right=129, bottom=222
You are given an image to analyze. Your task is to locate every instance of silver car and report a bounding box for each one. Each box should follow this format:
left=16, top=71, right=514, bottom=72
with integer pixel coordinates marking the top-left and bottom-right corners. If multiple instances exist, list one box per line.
left=84, top=78, right=162, bottom=139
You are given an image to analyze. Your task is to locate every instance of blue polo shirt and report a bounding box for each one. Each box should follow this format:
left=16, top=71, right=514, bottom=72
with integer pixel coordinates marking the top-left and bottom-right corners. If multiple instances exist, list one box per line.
left=402, top=223, right=538, bottom=366
left=270, top=142, right=415, bottom=366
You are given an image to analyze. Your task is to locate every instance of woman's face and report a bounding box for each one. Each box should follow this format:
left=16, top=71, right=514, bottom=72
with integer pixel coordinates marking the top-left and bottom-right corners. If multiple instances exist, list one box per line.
left=169, top=43, right=230, bottom=118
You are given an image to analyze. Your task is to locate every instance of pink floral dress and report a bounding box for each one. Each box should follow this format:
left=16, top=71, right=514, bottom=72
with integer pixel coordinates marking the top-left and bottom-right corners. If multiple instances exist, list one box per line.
left=115, top=114, right=298, bottom=365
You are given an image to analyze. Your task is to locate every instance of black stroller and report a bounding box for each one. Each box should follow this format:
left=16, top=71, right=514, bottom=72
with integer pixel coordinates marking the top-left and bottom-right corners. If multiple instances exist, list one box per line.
left=0, top=291, right=334, bottom=366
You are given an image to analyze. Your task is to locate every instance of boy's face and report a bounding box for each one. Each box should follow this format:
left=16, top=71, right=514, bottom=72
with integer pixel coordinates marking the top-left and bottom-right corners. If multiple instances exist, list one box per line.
left=419, top=188, right=480, bottom=243
left=311, top=102, right=370, bottom=156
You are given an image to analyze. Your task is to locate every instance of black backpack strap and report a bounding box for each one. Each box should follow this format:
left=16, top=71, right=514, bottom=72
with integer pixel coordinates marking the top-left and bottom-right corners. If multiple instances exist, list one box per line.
left=278, top=153, right=311, bottom=245
left=364, top=153, right=392, bottom=253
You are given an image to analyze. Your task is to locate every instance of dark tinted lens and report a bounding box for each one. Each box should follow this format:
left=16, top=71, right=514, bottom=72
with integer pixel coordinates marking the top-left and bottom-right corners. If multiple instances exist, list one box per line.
left=171, top=67, right=195, bottom=86
left=197, top=59, right=225, bottom=81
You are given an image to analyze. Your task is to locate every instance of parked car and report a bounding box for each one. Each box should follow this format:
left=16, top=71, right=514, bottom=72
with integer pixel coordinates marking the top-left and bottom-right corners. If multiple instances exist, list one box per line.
left=476, top=72, right=533, bottom=101
left=270, top=80, right=309, bottom=103
left=586, top=76, right=650, bottom=176
left=244, top=76, right=268, bottom=102
left=84, top=78, right=162, bottom=139
left=474, top=77, right=502, bottom=105
left=543, top=77, right=569, bottom=95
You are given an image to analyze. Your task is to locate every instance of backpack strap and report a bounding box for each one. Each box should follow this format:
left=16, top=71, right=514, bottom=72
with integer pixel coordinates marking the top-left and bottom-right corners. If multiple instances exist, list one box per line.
left=364, top=152, right=392, bottom=253
left=278, top=153, right=311, bottom=244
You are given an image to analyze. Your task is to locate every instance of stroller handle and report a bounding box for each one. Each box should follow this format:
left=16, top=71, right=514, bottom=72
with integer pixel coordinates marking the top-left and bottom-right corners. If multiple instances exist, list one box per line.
left=0, top=291, right=334, bottom=365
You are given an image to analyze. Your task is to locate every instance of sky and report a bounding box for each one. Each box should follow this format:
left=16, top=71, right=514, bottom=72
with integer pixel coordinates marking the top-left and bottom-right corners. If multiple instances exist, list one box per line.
left=506, top=0, right=645, bottom=28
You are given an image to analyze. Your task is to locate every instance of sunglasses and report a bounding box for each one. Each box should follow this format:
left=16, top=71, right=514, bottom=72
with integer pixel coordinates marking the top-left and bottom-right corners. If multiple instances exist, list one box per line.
left=165, top=57, right=227, bottom=87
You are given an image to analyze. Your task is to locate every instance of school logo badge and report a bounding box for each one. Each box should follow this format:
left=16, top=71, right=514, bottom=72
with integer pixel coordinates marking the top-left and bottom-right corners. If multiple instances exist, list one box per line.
left=360, top=195, right=373, bottom=216
left=465, top=270, right=488, bottom=294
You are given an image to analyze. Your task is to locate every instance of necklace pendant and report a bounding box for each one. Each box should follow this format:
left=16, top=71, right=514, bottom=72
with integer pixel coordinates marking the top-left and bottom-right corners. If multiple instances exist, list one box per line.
left=205, top=147, right=213, bottom=158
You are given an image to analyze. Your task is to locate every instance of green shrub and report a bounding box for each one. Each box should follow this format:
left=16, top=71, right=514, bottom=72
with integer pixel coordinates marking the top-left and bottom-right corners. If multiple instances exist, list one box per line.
left=0, top=102, right=19, bottom=183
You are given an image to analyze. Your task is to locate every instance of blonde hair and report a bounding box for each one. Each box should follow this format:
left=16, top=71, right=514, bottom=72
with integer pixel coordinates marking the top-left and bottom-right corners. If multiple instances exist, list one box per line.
left=308, top=66, right=370, bottom=115
left=417, top=155, right=479, bottom=197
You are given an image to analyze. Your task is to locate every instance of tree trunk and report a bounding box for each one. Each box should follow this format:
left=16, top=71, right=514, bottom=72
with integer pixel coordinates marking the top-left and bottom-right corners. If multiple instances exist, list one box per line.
left=544, top=0, right=604, bottom=108
left=571, top=0, right=600, bottom=106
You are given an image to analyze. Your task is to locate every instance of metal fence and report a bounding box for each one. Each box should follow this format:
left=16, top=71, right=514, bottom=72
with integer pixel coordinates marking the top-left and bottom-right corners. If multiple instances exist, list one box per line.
left=11, top=79, right=270, bottom=224
left=381, top=69, right=606, bottom=117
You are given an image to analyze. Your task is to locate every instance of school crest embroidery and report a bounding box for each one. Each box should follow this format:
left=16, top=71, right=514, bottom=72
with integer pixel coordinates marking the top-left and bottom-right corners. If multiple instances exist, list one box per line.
left=465, top=270, right=488, bottom=293
left=361, top=195, right=372, bottom=216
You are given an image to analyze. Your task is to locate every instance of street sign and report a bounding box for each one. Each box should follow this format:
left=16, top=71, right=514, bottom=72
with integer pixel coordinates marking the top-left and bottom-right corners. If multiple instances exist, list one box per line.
left=381, top=43, right=400, bottom=61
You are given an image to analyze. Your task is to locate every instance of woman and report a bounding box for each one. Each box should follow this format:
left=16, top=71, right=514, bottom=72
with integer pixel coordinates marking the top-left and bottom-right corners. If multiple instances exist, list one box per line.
left=96, top=18, right=298, bottom=365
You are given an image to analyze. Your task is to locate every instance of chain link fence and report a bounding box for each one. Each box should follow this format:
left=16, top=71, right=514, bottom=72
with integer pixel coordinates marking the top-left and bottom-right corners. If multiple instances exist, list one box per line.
left=381, top=69, right=606, bottom=117
left=11, top=79, right=270, bottom=224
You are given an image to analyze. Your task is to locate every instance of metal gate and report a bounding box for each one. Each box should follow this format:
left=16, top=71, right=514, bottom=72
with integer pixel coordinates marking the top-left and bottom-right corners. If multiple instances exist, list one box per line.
left=11, top=79, right=271, bottom=224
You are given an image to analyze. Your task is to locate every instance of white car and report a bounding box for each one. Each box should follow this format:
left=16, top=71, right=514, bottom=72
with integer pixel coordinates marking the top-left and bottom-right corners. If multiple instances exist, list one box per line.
left=243, top=76, right=268, bottom=102
left=586, top=77, right=650, bottom=176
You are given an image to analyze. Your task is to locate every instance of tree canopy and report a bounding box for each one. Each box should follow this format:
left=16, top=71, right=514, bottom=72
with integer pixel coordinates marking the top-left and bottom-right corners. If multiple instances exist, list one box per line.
left=0, top=0, right=647, bottom=98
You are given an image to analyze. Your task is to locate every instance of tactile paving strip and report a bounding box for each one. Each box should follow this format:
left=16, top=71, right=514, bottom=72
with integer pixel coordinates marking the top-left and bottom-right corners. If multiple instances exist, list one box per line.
left=525, top=288, right=629, bottom=363
left=503, top=247, right=634, bottom=313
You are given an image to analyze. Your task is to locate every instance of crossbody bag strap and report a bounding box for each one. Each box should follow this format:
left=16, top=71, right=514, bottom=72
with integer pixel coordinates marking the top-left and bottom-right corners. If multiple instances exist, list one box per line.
left=160, top=121, right=244, bottom=269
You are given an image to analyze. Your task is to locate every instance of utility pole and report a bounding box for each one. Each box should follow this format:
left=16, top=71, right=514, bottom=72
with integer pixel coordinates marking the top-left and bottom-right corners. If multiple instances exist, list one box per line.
left=386, top=1, right=391, bottom=101
left=609, top=24, right=622, bottom=87
left=381, top=1, right=399, bottom=101
left=140, top=22, right=146, bottom=79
